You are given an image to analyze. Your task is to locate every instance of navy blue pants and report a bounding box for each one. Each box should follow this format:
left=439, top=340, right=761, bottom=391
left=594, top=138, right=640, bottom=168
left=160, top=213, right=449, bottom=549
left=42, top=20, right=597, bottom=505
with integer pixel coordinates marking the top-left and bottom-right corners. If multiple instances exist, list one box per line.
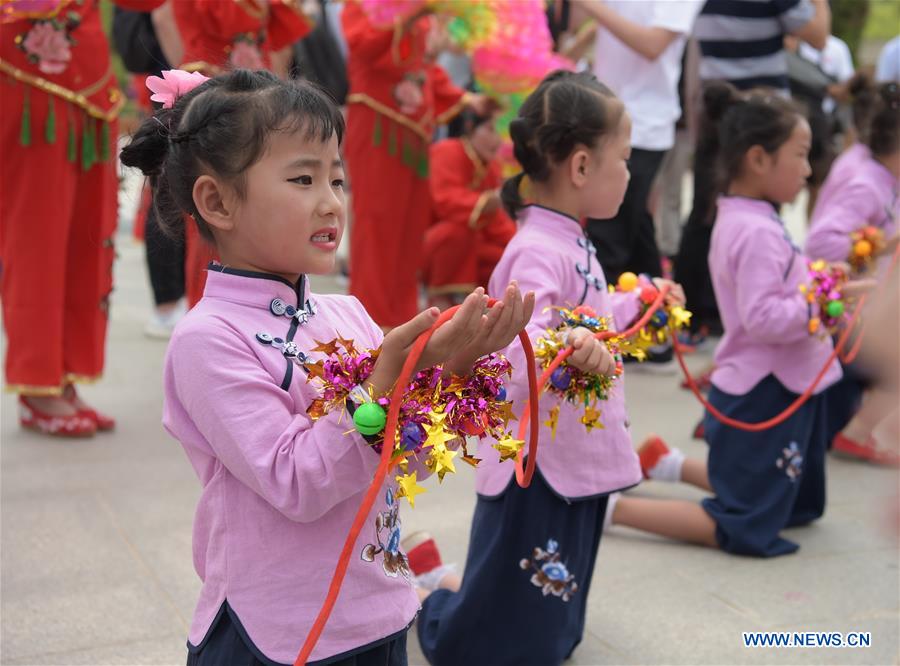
left=186, top=602, right=408, bottom=666
left=417, top=470, right=608, bottom=666
left=702, top=375, right=829, bottom=558
left=824, top=360, right=868, bottom=447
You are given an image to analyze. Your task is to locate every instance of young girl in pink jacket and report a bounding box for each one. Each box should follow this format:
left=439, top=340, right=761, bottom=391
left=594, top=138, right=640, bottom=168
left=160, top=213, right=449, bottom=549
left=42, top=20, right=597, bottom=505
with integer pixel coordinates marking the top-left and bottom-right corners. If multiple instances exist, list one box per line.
left=120, top=68, right=530, bottom=666
left=805, top=79, right=899, bottom=465
left=608, top=82, right=871, bottom=558
left=413, top=70, right=683, bottom=666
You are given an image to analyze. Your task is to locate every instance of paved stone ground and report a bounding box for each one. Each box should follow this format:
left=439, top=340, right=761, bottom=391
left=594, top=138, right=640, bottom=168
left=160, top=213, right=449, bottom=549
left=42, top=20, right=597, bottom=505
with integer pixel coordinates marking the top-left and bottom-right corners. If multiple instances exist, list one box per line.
left=2, top=194, right=898, bottom=665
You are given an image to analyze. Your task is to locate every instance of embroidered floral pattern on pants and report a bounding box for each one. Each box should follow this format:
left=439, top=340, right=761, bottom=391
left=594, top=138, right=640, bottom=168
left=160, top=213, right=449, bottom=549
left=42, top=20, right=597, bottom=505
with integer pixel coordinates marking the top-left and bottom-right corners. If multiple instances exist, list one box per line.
left=361, top=487, right=410, bottom=578
left=776, top=441, right=803, bottom=481
left=519, top=538, right=578, bottom=601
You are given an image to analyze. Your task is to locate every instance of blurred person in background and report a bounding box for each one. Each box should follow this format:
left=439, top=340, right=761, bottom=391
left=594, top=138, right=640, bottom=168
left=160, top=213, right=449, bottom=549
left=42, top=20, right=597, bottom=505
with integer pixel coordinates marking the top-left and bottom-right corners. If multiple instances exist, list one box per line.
left=341, top=2, right=492, bottom=329
left=675, top=0, right=831, bottom=344
left=785, top=32, right=855, bottom=216
left=577, top=0, right=705, bottom=370
left=1, top=0, right=166, bottom=436
left=422, top=107, right=515, bottom=310
left=875, top=34, right=900, bottom=83
left=113, top=1, right=188, bottom=338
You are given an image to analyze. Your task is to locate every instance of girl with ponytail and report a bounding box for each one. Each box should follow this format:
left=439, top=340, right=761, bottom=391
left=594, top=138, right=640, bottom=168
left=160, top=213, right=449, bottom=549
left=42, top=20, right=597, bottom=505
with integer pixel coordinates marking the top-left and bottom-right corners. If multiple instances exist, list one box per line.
left=412, top=70, right=685, bottom=666
left=606, top=82, right=873, bottom=558
left=805, top=77, right=899, bottom=465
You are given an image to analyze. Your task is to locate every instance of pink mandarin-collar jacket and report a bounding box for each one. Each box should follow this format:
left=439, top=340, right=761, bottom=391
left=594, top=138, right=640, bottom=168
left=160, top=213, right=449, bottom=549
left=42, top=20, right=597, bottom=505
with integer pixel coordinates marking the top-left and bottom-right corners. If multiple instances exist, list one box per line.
left=709, top=197, right=842, bottom=396
left=163, top=267, right=419, bottom=664
left=477, top=205, right=643, bottom=500
left=811, top=142, right=870, bottom=221
left=806, top=151, right=899, bottom=265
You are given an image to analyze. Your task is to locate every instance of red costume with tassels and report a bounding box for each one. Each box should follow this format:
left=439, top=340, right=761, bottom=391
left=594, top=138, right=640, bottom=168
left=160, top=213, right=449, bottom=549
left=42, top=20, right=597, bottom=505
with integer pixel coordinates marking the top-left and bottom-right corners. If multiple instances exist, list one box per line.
left=342, top=1, right=467, bottom=327
left=172, top=0, right=312, bottom=306
left=423, top=138, right=516, bottom=296
left=0, top=0, right=163, bottom=396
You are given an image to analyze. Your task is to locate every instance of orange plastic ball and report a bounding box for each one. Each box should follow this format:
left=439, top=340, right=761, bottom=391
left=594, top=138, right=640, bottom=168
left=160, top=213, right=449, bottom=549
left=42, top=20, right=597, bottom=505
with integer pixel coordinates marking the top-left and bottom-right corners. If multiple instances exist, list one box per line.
left=854, top=239, right=873, bottom=258
left=617, top=271, right=639, bottom=292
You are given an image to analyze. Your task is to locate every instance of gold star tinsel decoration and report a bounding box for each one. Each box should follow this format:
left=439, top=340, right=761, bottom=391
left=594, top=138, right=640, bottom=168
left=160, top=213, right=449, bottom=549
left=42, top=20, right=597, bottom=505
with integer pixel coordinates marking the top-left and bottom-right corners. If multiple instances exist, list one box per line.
left=581, top=405, right=603, bottom=432
left=395, top=471, right=426, bottom=507
left=427, top=442, right=458, bottom=481
left=544, top=404, right=560, bottom=440
left=493, top=434, right=525, bottom=462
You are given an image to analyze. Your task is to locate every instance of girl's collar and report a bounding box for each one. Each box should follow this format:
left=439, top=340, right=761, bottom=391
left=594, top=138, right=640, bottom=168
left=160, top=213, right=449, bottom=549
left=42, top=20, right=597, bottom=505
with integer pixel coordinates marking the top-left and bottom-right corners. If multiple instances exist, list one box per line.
left=206, top=264, right=310, bottom=308
left=522, top=204, right=582, bottom=225
left=720, top=194, right=780, bottom=210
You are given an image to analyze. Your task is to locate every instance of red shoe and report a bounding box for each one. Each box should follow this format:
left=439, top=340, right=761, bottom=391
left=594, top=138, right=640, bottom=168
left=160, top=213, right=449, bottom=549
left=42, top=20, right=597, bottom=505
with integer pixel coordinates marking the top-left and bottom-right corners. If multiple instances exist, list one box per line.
left=637, top=436, right=670, bottom=479
left=402, top=531, right=442, bottom=577
left=19, top=396, right=96, bottom=438
left=76, top=407, right=115, bottom=431
left=692, top=420, right=705, bottom=440
left=833, top=433, right=900, bottom=467
left=63, top=386, right=115, bottom=431
left=681, top=369, right=713, bottom=392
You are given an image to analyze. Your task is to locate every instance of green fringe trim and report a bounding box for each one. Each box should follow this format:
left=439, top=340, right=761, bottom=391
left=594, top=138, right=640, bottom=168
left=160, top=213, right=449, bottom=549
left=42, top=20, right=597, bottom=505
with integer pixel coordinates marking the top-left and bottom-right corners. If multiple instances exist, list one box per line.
left=373, top=112, right=382, bottom=147
left=20, top=87, right=31, bottom=147
left=45, top=95, right=56, bottom=144
left=387, top=119, right=397, bottom=157
left=67, top=111, right=76, bottom=163
left=99, top=121, right=110, bottom=162
left=401, top=131, right=413, bottom=169
left=81, top=114, right=95, bottom=171
left=416, top=147, right=429, bottom=179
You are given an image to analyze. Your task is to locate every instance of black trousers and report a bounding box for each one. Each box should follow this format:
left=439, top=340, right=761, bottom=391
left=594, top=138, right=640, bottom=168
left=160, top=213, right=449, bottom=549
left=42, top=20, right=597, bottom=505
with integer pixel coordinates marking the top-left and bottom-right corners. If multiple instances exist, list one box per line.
left=586, top=147, right=666, bottom=283
left=674, top=131, right=719, bottom=333
left=144, top=199, right=185, bottom=306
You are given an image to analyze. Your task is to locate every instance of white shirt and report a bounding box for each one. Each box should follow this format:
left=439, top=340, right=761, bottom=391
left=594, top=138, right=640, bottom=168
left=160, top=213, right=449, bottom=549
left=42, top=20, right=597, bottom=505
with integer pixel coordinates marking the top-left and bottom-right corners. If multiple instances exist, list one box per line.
left=798, top=36, right=854, bottom=113
left=593, top=0, right=704, bottom=151
left=876, top=35, right=900, bottom=83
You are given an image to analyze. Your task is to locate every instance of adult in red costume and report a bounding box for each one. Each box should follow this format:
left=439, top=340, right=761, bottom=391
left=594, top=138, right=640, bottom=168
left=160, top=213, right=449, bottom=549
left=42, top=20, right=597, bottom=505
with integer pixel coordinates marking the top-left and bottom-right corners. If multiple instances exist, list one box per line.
left=172, top=0, right=312, bottom=306
left=342, top=2, right=491, bottom=328
left=423, top=110, right=515, bottom=308
left=1, top=0, right=165, bottom=436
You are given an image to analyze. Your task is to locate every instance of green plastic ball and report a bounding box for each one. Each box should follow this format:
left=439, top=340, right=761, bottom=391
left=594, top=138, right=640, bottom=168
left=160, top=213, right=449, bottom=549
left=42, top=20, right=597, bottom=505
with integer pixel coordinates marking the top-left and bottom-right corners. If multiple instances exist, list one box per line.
left=825, top=300, right=844, bottom=318
left=353, top=402, right=386, bottom=436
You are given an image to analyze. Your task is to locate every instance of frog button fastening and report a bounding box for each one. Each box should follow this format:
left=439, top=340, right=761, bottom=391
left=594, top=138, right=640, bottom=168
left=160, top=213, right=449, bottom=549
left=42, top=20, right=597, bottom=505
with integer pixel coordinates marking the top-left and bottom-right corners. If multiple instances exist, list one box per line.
left=269, top=299, right=288, bottom=316
left=577, top=237, right=596, bottom=253
left=256, top=332, right=307, bottom=364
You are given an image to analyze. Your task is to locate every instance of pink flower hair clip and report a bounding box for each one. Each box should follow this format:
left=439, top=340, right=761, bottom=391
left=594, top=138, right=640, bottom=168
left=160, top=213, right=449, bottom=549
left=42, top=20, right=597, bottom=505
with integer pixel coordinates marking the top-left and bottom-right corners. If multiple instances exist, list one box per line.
left=145, top=70, right=210, bottom=109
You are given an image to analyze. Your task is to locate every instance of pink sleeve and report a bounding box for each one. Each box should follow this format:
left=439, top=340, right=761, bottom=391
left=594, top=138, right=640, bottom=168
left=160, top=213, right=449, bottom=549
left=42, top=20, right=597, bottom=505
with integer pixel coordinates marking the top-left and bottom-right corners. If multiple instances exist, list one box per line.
left=734, top=229, right=812, bottom=344
left=608, top=291, right=642, bottom=331
left=166, top=329, right=381, bottom=524
left=488, top=246, right=566, bottom=384
left=806, top=180, right=877, bottom=262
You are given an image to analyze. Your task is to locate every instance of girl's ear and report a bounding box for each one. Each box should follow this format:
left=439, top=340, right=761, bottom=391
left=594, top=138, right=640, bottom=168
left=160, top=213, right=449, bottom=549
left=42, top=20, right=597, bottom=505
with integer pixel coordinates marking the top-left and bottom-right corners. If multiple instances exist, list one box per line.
left=193, top=175, right=235, bottom=232
left=570, top=148, right=590, bottom=187
left=745, top=144, right=771, bottom=177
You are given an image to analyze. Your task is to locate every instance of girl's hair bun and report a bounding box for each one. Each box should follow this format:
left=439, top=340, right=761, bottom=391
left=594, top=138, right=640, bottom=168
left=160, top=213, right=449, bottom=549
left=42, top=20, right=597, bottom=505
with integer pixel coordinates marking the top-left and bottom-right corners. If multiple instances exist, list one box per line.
left=702, top=80, right=740, bottom=123
left=120, top=109, right=174, bottom=177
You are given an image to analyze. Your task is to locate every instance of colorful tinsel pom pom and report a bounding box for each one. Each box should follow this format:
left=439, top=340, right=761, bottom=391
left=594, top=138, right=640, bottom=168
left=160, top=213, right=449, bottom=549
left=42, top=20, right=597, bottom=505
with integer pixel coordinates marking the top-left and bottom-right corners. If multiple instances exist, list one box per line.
left=304, top=338, right=522, bottom=505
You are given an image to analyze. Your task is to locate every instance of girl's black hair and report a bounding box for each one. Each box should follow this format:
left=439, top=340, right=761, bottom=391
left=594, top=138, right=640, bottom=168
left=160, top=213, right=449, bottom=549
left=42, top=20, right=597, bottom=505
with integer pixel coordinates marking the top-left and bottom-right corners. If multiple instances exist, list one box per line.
left=699, top=81, right=804, bottom=194
left=848, top=74, right=900, bottom=157
left=848, top=71, right=879, bottom=144
left=500, top=70, right=624, bottom=218
left=120, top=69, right=344, bottom=243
